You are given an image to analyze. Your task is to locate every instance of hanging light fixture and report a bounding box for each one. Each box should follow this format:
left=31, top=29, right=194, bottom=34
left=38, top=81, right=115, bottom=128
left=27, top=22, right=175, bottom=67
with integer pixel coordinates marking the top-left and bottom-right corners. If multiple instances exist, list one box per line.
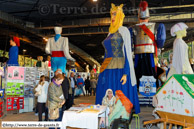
left=43, top=37, right=48, bottom=42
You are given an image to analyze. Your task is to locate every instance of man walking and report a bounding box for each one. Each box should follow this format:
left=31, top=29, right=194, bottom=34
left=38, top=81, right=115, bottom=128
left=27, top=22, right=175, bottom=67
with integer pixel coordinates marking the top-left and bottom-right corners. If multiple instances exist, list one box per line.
left=77, top=75, right=85, bottom=96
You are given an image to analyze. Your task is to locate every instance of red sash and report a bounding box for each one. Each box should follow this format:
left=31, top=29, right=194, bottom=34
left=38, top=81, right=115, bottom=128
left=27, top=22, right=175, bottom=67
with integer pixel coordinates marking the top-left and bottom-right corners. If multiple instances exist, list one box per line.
left=139, top=24, right=157, bottom=72
left=51, top=51, right=65, bottom=57
left=139, top=24, right=157, bottom=57
left=78, top=82, right=83, bottom=85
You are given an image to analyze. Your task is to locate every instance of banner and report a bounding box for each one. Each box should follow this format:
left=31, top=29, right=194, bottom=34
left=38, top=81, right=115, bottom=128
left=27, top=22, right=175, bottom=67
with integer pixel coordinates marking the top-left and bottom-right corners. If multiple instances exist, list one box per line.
left=24, top=67, right=36, bottom=83
left=24, top=84, right=34, bottom=98
left=139, top=76, right=156, bottom=97
left=7, top=97, right=24, bottom=111
left=7, top=67, right=25, bottom=80
left=6, top=82, right=24, bottom=95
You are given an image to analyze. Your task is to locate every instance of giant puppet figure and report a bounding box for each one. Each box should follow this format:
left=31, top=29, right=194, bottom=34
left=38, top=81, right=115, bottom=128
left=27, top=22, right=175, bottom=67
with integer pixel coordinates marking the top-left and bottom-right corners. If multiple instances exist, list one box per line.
left=96, top=4, right=140, bottom=114
left=7, top=36, right=20, bottom=66
left=132, top=1, right=166, bottom=96
left=167, top=22, right=193, bottom=79
left=45, top=27, right=75, bottom=73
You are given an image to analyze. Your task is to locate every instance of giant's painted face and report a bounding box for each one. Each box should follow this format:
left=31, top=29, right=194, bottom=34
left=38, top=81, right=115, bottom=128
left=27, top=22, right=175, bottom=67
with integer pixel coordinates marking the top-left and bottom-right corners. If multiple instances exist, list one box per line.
left=111, top=11, right=117, bottom=25
left=182, top=29, right=187, bottom=37
left=109, top=3, right=125, bottom=34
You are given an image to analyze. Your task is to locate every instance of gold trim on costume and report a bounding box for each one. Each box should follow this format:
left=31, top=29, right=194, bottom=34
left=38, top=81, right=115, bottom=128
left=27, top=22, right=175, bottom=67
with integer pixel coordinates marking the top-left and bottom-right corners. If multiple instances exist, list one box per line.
left=106, top=57, right=125, bottom=69
left=100, top=57, right=112, bottom=73
left=100, top=57, right=125, bottom=73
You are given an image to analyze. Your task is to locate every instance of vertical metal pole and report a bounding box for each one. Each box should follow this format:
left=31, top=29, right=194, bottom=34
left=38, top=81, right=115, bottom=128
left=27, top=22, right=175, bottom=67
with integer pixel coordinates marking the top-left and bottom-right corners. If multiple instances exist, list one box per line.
left=192, top=41, right=194, bottom=58
left=105, top=109, right=107, bottom=129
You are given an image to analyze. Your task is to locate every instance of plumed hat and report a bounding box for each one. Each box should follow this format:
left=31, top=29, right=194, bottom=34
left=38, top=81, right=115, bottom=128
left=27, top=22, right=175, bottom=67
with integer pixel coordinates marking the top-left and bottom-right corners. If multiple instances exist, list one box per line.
left=138, top=1, right=150, bottom=19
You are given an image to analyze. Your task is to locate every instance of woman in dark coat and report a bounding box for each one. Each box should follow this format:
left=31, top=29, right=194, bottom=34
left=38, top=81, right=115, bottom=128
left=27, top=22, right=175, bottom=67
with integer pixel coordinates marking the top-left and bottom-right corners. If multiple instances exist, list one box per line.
left=84, top=76, right=91, bottom=96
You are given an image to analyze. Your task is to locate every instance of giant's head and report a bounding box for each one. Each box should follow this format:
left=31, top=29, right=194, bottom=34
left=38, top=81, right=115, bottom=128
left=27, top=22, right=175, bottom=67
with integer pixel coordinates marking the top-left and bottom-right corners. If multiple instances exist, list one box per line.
left=54, top=26, right=62, bottom=34
left=138, top=1, right=150, bottom=20
left=109, top=3, right=125, bottom=34
left=171, top=22, right=188, bottom=38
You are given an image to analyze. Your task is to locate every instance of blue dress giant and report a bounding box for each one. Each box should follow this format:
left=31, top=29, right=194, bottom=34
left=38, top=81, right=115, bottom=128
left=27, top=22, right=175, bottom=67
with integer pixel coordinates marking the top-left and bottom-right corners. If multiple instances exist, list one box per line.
left=96, top=31, right=140, bottom=114
left=7, top=46, right=19, bottom=66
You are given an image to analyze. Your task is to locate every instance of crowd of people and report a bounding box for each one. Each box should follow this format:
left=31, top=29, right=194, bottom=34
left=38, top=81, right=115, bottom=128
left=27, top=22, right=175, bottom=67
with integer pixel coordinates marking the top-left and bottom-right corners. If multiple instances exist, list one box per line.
left=33, top=68, right=133, bottom=128
left=33, top=68, right=98, bottom=128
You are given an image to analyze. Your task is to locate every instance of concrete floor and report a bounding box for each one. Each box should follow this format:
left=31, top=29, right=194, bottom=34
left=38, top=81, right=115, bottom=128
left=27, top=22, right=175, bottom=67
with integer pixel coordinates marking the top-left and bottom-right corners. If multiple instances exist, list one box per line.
left=1, top=96, right=159, bottom=129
